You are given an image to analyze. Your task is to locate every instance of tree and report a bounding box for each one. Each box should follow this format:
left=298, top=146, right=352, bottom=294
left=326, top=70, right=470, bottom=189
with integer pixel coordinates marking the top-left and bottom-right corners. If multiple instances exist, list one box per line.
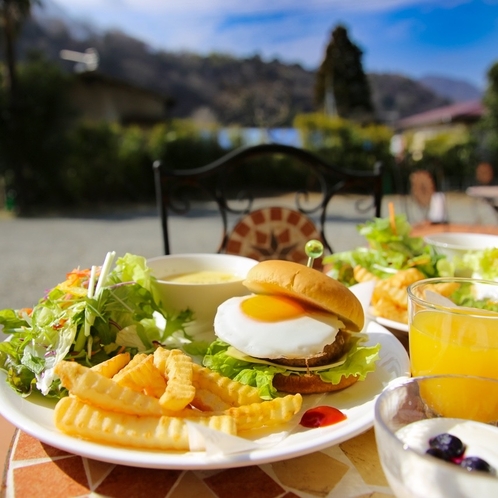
left=0, top=0, right=41, bottom=212
left=479, top=62, right=498, bottom=170
left=315, top=24, right=375, bottom=123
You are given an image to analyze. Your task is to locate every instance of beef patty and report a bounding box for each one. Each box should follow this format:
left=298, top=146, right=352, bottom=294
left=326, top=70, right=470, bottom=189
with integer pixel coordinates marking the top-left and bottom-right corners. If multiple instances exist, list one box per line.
left=266, top=330, right=349, bottom=368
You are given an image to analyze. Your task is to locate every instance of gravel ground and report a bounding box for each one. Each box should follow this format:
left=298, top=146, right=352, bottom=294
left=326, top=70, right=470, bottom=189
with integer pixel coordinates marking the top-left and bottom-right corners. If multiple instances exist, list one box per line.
left=1, top=192, right=496, bottom=316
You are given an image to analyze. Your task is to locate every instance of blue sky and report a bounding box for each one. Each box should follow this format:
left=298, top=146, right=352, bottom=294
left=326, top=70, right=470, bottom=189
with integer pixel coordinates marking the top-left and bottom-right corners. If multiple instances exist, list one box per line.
left=51, top=0, right=498, bottom=90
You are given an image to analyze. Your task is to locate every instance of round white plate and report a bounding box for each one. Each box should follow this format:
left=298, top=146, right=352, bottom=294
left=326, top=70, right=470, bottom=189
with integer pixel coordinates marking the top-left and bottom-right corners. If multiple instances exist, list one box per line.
left=0, top=322, right=409, bottom=470
left=375, top=315, right=409, bottom=333
left=349, top=281, right=409, bottom=334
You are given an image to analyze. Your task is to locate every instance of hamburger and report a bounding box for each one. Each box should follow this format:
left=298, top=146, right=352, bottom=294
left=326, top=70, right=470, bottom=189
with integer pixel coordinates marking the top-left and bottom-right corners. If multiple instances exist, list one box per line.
left=202, top=260, right=380, bottom=399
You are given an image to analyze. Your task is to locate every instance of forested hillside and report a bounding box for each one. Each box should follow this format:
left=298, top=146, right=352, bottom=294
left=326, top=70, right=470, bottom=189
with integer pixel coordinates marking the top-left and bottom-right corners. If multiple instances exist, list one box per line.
left=17, top=14, right=459, bottom=126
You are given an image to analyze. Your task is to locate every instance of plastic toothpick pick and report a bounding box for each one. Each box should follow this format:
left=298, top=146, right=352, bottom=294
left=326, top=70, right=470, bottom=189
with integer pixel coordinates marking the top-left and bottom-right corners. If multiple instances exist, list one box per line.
left=305, top=239, right=324, bottom=268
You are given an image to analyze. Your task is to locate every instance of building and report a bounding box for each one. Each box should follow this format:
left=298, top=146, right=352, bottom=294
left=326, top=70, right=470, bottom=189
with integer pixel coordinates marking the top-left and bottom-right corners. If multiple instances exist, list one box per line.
left=395, top=100, right=484, bottom=133
left=392, top=100, right=484, bottom=161
left=70, top=72, right=174, bottom=126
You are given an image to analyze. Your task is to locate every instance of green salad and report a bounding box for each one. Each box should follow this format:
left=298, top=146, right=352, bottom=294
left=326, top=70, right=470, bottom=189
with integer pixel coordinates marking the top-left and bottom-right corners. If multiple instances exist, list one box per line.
left=0, top=252, right=193, bottom=398
left=324, top=214, right=447, bottom=286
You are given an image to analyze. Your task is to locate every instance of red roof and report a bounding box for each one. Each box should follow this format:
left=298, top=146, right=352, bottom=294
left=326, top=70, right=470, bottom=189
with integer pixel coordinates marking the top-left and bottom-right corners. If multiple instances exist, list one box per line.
left=396, top=100, right=484, bottom=130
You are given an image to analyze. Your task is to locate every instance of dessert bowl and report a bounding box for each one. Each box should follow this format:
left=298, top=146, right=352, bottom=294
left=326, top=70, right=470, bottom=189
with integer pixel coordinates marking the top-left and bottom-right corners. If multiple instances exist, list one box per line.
left=374, top=375, right=498, bottom=498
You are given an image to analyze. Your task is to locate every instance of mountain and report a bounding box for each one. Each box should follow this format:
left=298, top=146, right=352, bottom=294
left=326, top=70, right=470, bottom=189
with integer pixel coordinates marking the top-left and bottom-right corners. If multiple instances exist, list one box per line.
left=369, top=73, right=451, bottom=124
left=15, top=8, right=469, bottom=127
left=418, top=75, right=483, bottom=103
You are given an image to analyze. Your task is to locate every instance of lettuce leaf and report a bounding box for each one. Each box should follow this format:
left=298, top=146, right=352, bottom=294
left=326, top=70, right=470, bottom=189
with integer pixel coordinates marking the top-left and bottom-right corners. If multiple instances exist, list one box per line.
left=202, top=337, right=381, bottom=400
left=324, top=214, right=445, bottom=285
left=460, top=248, right=498, bottom=280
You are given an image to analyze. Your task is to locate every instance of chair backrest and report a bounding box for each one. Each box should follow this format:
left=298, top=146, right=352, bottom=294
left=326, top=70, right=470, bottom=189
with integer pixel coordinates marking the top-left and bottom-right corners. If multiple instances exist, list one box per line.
left=153, top=143, right=383, bottom=262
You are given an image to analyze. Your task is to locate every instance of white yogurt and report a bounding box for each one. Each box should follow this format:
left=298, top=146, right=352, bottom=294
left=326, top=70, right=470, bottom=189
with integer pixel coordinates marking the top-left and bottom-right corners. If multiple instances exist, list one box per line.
left=378, top=418, right=498, bottom=498
left=397, top=418, right=498, bottom=472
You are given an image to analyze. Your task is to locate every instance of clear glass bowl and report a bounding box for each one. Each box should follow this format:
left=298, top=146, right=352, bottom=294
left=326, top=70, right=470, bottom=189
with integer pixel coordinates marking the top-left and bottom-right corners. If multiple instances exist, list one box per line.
left=374, top=375, right=498, bottom=498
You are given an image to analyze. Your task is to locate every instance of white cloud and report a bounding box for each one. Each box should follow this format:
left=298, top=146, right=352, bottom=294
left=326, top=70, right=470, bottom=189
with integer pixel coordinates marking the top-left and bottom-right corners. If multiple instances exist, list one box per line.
left=56, top=0, right=444, bottom=17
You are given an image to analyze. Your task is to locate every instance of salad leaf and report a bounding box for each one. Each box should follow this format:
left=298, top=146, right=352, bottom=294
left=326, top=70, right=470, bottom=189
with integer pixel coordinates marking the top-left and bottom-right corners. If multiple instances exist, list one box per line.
left=324, top=214, right=446, bottom=285
left=0, top=252, right=194, bottom=398
left=202, top=336, right=381, bottom=400
left=459, top=248, right=498, bottom=280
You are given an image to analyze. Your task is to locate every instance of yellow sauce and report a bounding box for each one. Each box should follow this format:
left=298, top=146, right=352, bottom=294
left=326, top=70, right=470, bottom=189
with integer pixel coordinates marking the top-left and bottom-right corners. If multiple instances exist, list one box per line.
left=159, top=270, right=240, bottom=284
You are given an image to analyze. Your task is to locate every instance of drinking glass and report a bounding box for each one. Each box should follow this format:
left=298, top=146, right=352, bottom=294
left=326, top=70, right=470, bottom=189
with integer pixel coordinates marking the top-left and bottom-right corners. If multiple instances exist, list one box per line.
left=407, top=277, right=498, bottom=416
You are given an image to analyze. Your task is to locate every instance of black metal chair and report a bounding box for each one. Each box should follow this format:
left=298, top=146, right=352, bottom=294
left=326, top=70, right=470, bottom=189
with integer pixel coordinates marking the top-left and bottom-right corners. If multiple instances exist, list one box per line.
left=153, top=143, right=383, bottom=264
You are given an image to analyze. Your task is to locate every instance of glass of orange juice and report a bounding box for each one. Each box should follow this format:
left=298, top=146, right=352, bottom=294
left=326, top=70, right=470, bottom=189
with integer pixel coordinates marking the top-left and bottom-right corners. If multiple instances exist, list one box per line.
left=407, top=277, right=498, bottom=420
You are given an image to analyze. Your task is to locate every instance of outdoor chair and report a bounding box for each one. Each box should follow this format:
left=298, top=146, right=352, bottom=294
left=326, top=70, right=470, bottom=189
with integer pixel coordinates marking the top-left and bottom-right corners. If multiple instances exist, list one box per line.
left=153, top=143, right=384, bottom=265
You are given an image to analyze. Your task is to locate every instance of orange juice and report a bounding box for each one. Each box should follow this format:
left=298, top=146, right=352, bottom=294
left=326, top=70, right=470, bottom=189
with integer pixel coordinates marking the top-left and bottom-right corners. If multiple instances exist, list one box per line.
left=410, top=309, right=498, bottom=420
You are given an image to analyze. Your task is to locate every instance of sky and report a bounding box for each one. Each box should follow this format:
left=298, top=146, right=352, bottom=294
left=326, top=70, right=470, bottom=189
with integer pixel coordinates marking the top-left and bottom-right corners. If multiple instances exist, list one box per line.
left=49, top=0, right=498, bottom=90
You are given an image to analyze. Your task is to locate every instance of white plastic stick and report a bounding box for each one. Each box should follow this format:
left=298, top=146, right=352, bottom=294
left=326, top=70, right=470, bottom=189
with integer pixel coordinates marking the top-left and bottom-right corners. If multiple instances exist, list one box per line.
left=94, top=251, right=116, bottom=296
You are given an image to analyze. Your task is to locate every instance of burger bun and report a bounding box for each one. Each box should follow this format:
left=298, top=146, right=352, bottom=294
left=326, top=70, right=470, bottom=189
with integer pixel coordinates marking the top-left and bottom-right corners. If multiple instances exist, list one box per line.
left=243, top=260, right=364, bottom=332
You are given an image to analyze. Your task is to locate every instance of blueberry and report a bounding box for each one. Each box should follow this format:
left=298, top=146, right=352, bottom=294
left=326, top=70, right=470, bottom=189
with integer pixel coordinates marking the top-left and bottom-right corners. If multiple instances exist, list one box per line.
left=426, top=447, right=452, bottom=461
left=460, top=457, right=496, bottom=475
left=429, top=433, right=466, bottom=459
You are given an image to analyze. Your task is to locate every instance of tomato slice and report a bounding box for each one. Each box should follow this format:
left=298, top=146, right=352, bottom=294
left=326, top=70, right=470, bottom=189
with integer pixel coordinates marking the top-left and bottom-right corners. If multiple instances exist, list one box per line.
left=299, top=406, right=347, bottom=428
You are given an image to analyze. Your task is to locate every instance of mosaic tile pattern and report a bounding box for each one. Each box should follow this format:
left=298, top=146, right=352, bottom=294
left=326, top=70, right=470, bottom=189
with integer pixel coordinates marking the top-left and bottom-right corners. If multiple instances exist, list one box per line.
left=225, top=207, right=324, bottom=265
left=2, top=429, right=395, bottom=498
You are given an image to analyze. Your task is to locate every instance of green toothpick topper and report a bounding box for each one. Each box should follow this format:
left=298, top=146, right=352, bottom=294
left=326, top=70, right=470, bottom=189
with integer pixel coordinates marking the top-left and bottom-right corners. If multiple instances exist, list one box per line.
left=305, top=239, right=323, bottom=268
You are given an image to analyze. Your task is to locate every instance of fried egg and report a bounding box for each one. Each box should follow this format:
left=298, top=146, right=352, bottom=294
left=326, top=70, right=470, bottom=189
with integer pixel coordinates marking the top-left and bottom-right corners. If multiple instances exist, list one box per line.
left=214, top=294, right=345, bottom=359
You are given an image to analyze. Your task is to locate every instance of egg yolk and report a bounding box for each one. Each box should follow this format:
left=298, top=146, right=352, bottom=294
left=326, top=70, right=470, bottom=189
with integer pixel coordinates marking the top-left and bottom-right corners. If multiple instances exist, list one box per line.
left=240, top=295, right=306, bottom=322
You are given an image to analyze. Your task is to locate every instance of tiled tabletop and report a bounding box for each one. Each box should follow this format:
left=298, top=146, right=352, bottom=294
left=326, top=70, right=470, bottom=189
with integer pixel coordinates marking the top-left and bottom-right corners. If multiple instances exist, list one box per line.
left=2, top=427, right=394, bottom=498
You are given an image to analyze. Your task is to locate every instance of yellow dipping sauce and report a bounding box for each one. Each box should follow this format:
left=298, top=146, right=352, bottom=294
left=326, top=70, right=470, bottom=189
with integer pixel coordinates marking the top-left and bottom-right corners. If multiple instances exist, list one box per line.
left=160, top=271, right=240, bottom=284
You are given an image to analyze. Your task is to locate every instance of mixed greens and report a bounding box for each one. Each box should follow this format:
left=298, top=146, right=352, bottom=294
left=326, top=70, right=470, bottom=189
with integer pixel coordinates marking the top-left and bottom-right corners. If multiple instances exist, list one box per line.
left=324, top=214, right=447, bottom=286
left=454, top=248, right=498, bottom=281
left=0, top=252, right=193, bottom=398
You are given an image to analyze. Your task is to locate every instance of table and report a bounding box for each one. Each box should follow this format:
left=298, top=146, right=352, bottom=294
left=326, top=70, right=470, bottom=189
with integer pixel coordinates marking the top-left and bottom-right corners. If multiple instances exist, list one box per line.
left=466, top=185, right=498, bottom=210
left=2, top=427, right=394, bottom=497
left=411, top=221, right=498, bottom=237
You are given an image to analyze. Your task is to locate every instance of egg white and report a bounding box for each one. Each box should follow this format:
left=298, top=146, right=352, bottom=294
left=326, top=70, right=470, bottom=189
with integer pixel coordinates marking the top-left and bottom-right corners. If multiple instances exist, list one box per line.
left=214, top=295, right=345, bottom=359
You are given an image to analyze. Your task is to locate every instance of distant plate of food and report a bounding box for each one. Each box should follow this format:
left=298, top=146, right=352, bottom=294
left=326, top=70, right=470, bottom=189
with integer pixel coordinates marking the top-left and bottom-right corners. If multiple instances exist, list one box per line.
left=349, top=281, right=408, bottom=332
left=0, top=321, right=410, bottom=470
left=349, top=281, right=409, bottom=334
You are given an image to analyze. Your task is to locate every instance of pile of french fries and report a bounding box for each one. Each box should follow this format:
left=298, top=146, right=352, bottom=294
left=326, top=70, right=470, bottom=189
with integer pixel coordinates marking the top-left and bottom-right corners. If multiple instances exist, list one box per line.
left=353, top=266, right=425, bottom=324
left=54, top=348, right=302, bottom=451
left=354, top=266, right=459, bottom=324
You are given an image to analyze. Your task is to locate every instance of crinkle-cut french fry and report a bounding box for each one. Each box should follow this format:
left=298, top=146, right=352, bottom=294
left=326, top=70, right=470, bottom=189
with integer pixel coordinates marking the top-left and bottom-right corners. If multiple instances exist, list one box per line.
left=152, top=347, right=171, bottom=376
left=112, top=353, right=148, bottom=383
left=390, top=268, right=425, bottom=288
left=371, top=279, right=393, bottom=306
left=372, top=298, right=408, bottom=324
left=425, top=281, right=461, bottom=297
left=91, top=353, right=131, bottom=378
left=227, top=394, right=302, bottom=431
left=191, top=388, right=231, bottom=412
left=384, top=285, right=408, bottom=309
left=54, top=397, right=236, bottom=451
left=113, top=355, right=167, bottom=398
left=354, top=265, right=380, bottom=283
left=192, top=364, right=262, bottom=407
left=55, top=361, right=163, bottom=416
left=159, top=349, right=195, bottom=411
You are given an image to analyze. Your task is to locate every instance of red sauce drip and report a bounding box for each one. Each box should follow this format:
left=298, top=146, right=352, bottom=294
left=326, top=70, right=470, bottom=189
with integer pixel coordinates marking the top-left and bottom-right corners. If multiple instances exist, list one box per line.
left=299, top=406, right=347, bottom=428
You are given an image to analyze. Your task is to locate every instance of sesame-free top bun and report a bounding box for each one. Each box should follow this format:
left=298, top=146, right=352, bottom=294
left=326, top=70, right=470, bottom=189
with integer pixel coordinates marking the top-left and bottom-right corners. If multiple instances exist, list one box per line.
left=243, top=260, right=364, bottom=332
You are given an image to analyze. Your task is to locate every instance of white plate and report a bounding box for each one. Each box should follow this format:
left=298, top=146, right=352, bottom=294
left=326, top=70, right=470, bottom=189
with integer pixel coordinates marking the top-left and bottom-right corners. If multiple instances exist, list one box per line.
left=0, top=322, right=409, bottom=470
left=349, top=281, right=409, bottom=334
left=374, top=315, right=409, bottom=333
